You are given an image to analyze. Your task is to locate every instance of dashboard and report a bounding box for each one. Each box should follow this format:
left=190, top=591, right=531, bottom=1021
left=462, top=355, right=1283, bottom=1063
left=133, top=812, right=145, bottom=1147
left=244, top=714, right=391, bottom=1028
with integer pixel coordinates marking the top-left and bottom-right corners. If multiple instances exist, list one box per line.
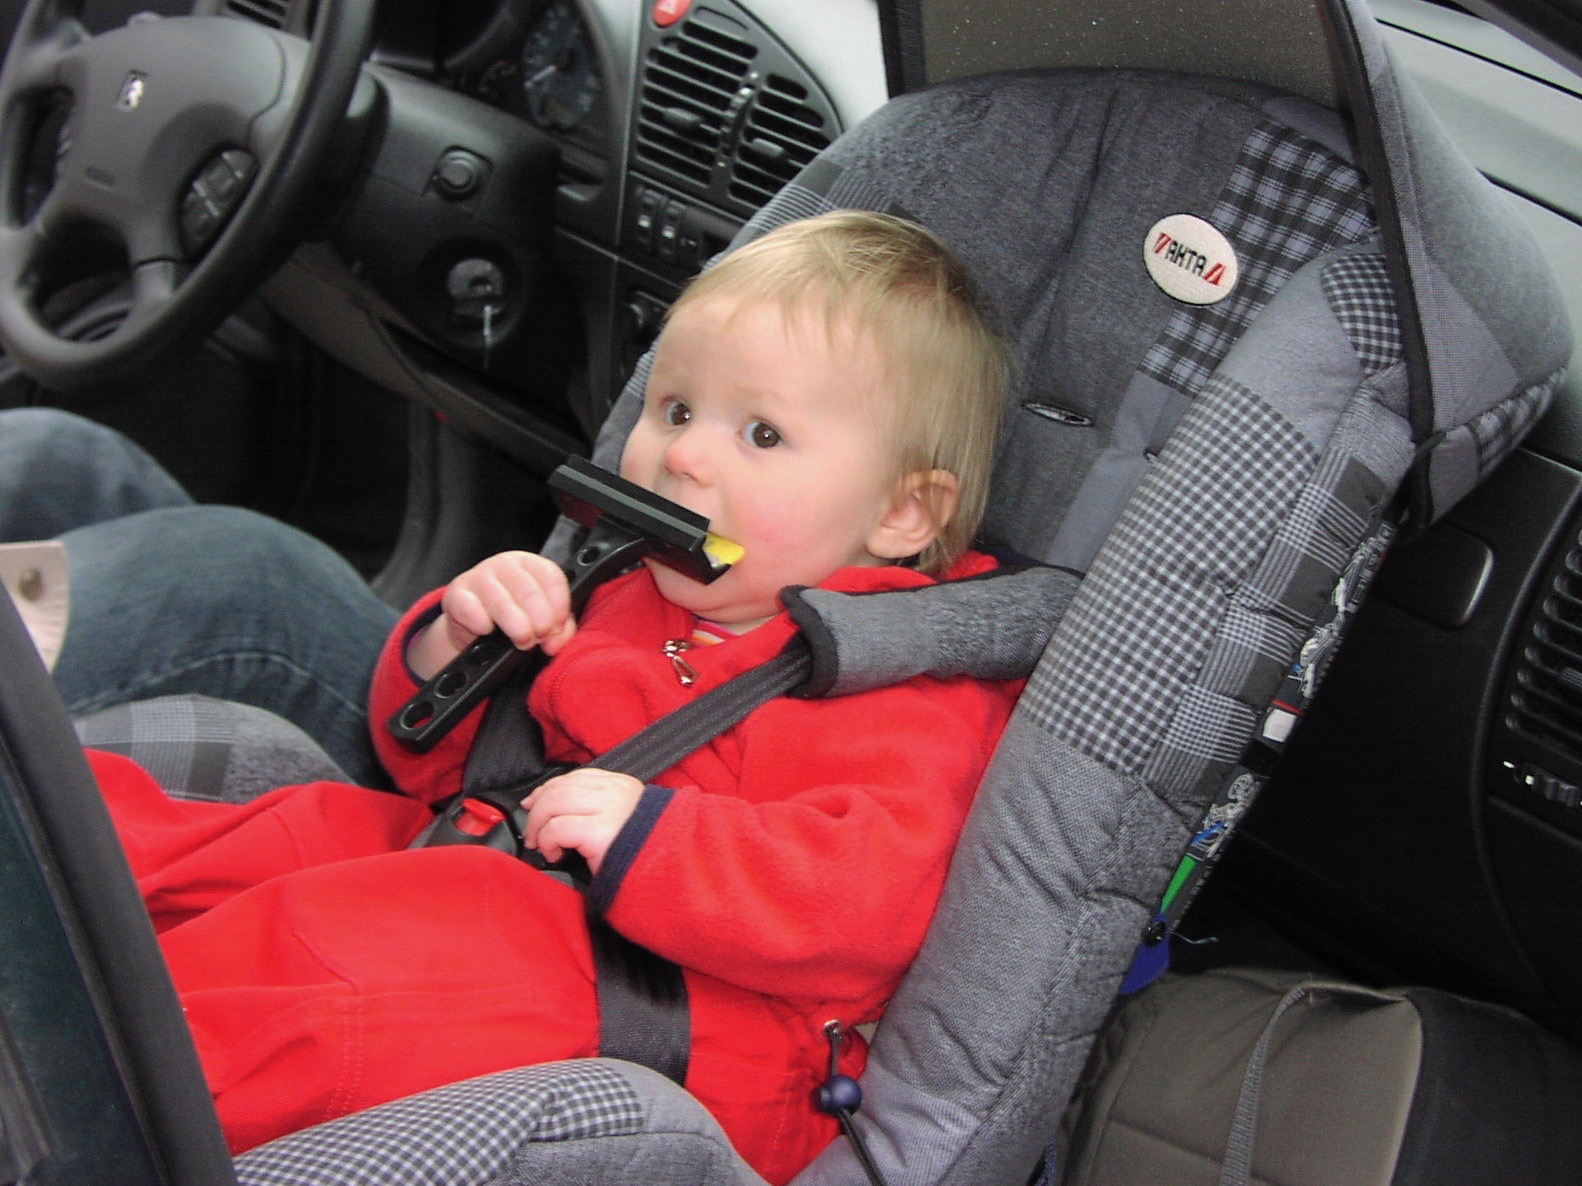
left=375, top=0, right=613, bottom=175
left=202, top=0, right=886, bottom=459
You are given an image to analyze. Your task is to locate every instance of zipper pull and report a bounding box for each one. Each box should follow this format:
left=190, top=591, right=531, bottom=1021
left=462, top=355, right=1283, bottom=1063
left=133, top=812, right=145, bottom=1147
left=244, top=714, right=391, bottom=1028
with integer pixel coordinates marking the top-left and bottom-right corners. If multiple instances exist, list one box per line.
left=663, top=639, right=698, bottom=687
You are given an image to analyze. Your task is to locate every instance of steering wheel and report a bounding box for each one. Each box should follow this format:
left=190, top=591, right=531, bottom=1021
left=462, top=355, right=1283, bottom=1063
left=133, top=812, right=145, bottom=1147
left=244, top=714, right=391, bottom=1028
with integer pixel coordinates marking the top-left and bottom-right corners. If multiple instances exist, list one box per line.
left=0, top=0, right=374, bottom=393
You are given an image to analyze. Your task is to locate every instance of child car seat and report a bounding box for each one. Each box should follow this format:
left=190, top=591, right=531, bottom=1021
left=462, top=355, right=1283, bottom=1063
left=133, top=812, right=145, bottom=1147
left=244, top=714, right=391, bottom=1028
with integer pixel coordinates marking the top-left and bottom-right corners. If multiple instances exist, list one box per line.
left=29, top=0, right=1564, bottom=1183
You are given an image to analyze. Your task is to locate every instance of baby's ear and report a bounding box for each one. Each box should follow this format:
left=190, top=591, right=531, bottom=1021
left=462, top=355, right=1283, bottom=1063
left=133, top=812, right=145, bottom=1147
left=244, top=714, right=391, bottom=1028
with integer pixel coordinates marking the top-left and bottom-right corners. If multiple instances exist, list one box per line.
left=868, top=469, right=959, bottom=561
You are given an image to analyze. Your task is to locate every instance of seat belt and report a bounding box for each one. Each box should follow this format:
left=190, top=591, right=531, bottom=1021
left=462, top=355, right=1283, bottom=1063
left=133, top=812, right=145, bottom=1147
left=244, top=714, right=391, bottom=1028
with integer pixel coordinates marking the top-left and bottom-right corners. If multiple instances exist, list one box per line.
left=422, top=637, right=815, bottom=1085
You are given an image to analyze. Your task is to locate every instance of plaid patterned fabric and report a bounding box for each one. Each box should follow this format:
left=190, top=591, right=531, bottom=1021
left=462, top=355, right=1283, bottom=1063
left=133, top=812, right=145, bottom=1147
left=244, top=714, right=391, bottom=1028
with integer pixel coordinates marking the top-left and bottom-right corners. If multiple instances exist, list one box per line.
left=1470, top=370, right=1565, bottom=477
left=73, top=694, right=346, bottom=803
left=1148, top=448, right=1392, bottom=793
left=1141, top=121, right=1376, bottom=397
left=1322, top=251, right=1402, bottom=375
left=235, top=1062, right=645, bottom=1186
left=1021, top=376, right=1315, bottom=773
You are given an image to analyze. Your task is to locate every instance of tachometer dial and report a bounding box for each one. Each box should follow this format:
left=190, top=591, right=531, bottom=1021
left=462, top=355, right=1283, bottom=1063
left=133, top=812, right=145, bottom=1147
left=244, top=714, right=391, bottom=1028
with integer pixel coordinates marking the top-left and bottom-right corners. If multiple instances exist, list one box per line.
left=521, top=1, right=600, bottom=131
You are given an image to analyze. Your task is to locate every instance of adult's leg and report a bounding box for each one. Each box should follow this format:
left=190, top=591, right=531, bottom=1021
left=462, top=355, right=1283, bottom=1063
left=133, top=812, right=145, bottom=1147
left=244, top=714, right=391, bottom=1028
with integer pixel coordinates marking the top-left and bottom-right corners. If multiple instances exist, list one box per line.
left=55, top=506, right=400, bottom=786
left=0, top=407, right=191, bottom=536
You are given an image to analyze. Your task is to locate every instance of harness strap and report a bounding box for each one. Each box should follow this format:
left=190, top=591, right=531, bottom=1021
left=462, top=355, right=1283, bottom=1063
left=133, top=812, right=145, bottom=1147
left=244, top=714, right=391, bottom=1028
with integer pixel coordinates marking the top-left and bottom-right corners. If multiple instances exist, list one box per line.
left=585, top=639, right=814, bottom=1083
left=597, top=641, right=813, bottom=781
left=460, top=652, right=548, bottom=796
left=452, top=637, right=814, bottom=1085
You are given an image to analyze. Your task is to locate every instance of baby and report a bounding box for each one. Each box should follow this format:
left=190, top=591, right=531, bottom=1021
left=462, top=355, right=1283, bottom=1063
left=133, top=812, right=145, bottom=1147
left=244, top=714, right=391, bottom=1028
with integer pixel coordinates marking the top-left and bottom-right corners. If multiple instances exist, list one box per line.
left=92, top=210, right=1021, bottom=1184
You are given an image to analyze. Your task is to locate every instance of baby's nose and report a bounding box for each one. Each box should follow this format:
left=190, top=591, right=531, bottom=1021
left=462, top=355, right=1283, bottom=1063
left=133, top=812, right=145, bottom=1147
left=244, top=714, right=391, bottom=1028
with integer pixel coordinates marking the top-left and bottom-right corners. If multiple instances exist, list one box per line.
left=663, top=426, right=713, bottom=481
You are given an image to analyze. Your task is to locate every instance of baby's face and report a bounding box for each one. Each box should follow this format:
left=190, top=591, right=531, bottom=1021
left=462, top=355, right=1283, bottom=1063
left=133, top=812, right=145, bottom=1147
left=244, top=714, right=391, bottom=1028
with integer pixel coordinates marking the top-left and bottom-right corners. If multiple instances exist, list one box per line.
left=620, top=294, right=910, bottom=630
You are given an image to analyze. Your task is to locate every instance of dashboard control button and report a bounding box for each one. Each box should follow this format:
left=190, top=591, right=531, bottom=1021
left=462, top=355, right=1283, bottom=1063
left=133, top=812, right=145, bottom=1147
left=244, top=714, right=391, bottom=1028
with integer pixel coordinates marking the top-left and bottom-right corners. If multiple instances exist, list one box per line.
left=653, top=0, right=692, bottom=28
left=633, top=188, right=665, bottom=250
left=657, top=203, right=684, bottom=261
left=433, top=150, right=486, bottom=199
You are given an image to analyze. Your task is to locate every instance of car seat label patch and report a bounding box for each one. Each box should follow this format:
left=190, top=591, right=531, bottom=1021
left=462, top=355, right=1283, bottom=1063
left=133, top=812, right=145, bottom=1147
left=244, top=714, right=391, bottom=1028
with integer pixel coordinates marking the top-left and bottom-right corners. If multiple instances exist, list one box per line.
left=1144, top=214, right=1240, bottom=305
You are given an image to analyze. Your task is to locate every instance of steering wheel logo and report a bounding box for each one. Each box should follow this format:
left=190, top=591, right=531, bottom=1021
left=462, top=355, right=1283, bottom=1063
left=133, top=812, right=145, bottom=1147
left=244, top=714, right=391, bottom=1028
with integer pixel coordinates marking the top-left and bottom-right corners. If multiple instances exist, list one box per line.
left=116, top=72, right=147, bottom=111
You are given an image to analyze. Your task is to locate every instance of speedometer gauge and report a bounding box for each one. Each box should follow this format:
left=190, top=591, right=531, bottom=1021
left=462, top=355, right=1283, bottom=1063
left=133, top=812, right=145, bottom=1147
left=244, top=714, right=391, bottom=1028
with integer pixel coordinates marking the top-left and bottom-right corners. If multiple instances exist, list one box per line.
left=521, top=0, right=600, bottom=131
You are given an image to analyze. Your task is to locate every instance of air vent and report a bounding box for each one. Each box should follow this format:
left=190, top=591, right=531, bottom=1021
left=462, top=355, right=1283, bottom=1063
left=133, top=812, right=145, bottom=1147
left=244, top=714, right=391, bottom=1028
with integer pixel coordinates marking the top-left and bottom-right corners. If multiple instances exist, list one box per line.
left=224, top=0, right=289, bottom=28
left=636, top=12, right=757, bottom=190
left=1508, top=546, right=1582, bottom=755
left=728, top=74, right=831, bottom=209
left=633, top=1, right=838, bottom=219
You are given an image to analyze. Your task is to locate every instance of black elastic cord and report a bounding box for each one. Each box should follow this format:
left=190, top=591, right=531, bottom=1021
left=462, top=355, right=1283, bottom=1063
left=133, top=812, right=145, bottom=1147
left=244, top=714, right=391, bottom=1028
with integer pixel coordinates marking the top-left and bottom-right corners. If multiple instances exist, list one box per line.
left=836, top=1110, right=890, bottom=1186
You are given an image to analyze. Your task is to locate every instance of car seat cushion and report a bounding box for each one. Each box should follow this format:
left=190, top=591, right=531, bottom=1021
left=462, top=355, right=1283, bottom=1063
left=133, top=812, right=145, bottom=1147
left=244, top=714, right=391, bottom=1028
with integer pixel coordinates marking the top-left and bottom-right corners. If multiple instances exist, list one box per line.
left=73, top=693, right=348, bottom=803
left=783, top=565, right=1083, bottom=698
left=783, top=66, right=1437, bottom=1185
left=798, top=328, right=1411, bottom=1186
left=233, top=1059, right=760, bottom=1186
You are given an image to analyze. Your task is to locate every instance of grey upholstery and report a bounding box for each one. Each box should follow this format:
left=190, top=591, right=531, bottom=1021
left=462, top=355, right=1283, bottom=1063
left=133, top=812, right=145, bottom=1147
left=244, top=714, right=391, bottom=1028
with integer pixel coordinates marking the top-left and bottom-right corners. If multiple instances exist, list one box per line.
left=75, top=694, right=348, bottom=802
left=1062, top=968, right=1582, bottom=1186
left=237, top=3, right=1569, bottom=1183
left=233, top=1060, right=754, bottom=1186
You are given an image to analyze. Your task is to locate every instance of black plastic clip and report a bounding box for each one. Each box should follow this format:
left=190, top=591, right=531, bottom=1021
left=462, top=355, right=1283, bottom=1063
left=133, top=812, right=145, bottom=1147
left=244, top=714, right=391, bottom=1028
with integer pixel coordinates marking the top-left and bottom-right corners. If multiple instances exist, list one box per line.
left=415, top=769, right=591, bottom=887
left=388, top=457, right=737, bottom=752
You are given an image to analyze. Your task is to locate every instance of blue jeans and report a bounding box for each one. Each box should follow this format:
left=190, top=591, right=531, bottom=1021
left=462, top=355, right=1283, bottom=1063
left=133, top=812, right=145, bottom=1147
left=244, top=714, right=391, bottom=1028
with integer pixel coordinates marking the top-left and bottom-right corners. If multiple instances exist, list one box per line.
left=1, top=408, right=399, bottom=785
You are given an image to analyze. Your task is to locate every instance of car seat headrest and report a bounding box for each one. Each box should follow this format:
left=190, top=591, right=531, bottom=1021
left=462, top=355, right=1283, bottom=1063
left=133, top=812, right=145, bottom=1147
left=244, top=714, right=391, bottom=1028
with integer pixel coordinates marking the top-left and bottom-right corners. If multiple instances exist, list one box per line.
left=574, top=71, right=1383, bottom=573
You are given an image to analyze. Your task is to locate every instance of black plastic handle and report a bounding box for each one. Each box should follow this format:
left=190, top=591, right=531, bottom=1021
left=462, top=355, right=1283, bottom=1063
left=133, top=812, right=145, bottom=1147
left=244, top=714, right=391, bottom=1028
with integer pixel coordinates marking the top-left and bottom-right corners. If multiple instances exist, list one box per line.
left=387, top=459, right=735, bottom=751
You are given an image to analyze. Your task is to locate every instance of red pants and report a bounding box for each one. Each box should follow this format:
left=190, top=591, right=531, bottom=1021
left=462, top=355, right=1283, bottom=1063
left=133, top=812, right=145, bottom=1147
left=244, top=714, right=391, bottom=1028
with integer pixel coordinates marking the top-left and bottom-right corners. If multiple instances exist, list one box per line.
left=93, top=751, right=834, bottom=1184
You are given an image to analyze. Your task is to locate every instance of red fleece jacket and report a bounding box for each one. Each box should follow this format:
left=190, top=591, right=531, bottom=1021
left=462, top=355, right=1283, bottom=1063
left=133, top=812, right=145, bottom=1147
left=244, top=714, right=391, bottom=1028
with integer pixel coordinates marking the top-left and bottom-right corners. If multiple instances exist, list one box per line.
left=92, top=555, right=1019, bottom=1184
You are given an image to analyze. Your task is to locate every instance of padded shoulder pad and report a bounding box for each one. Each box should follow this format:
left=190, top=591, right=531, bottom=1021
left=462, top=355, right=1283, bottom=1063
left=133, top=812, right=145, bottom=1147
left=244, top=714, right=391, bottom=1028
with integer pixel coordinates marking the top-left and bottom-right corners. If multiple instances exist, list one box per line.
left=783, top=567, right=1081, bottom=697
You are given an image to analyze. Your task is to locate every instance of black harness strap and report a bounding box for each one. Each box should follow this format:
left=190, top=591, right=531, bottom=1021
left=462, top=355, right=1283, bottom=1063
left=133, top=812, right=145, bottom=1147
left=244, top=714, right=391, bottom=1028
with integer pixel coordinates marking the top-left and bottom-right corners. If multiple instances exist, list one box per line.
left=460, top=652, right=549, bottom=797
left=580, top=639, right=812, bottom=1083
left=596, top=642, right=813, bottom=780
left=452, top=638, right=815, bottom=1085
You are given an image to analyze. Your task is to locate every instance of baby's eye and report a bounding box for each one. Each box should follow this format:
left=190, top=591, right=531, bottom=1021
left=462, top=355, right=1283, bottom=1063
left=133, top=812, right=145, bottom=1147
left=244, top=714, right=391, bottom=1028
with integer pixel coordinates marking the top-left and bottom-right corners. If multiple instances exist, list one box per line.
left=661, top=399, right=692, bottom=427
left=744, top=420, right=782, bottom=449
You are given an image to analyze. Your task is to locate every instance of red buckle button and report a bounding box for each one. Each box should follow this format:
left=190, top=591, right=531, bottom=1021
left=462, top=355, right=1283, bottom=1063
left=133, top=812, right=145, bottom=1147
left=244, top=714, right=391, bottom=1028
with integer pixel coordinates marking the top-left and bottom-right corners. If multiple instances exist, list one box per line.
left=456, top=798, right=507, bottom=837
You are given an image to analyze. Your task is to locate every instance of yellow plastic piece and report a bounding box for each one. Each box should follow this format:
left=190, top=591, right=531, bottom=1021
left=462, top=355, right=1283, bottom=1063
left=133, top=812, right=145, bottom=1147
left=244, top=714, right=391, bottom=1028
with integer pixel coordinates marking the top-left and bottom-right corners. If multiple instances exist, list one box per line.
left=703, top=533, right=745, bottom=570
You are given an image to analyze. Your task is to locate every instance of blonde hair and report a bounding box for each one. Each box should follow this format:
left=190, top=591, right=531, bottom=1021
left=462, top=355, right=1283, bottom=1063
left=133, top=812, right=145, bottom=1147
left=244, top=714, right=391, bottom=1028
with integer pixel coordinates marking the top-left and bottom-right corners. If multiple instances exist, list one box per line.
left=669, top=210, right=1010, bottom=575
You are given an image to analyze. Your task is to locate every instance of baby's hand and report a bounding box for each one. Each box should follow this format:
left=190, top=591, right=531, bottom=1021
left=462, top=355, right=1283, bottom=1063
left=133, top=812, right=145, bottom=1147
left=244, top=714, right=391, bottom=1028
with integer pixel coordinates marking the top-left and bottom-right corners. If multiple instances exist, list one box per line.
left=408, top=551, right=576, bottom=679
left=521, top=768, right=643, bottom=876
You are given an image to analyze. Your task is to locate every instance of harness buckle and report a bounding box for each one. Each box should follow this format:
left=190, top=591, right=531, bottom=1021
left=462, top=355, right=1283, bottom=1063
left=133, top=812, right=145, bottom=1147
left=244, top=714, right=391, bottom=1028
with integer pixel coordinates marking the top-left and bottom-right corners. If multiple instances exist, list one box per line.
left=412, top=766, right=590, bottom=886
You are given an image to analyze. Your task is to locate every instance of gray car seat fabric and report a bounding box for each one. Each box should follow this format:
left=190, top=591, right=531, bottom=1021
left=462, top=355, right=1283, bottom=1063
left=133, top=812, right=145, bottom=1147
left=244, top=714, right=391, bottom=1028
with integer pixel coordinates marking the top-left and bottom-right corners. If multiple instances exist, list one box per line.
left=238, top=3, right=1569, bottom=1183
left=233, top=1060, right=756, bottom=1186
left=74, top=693, right=349, bottom=802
